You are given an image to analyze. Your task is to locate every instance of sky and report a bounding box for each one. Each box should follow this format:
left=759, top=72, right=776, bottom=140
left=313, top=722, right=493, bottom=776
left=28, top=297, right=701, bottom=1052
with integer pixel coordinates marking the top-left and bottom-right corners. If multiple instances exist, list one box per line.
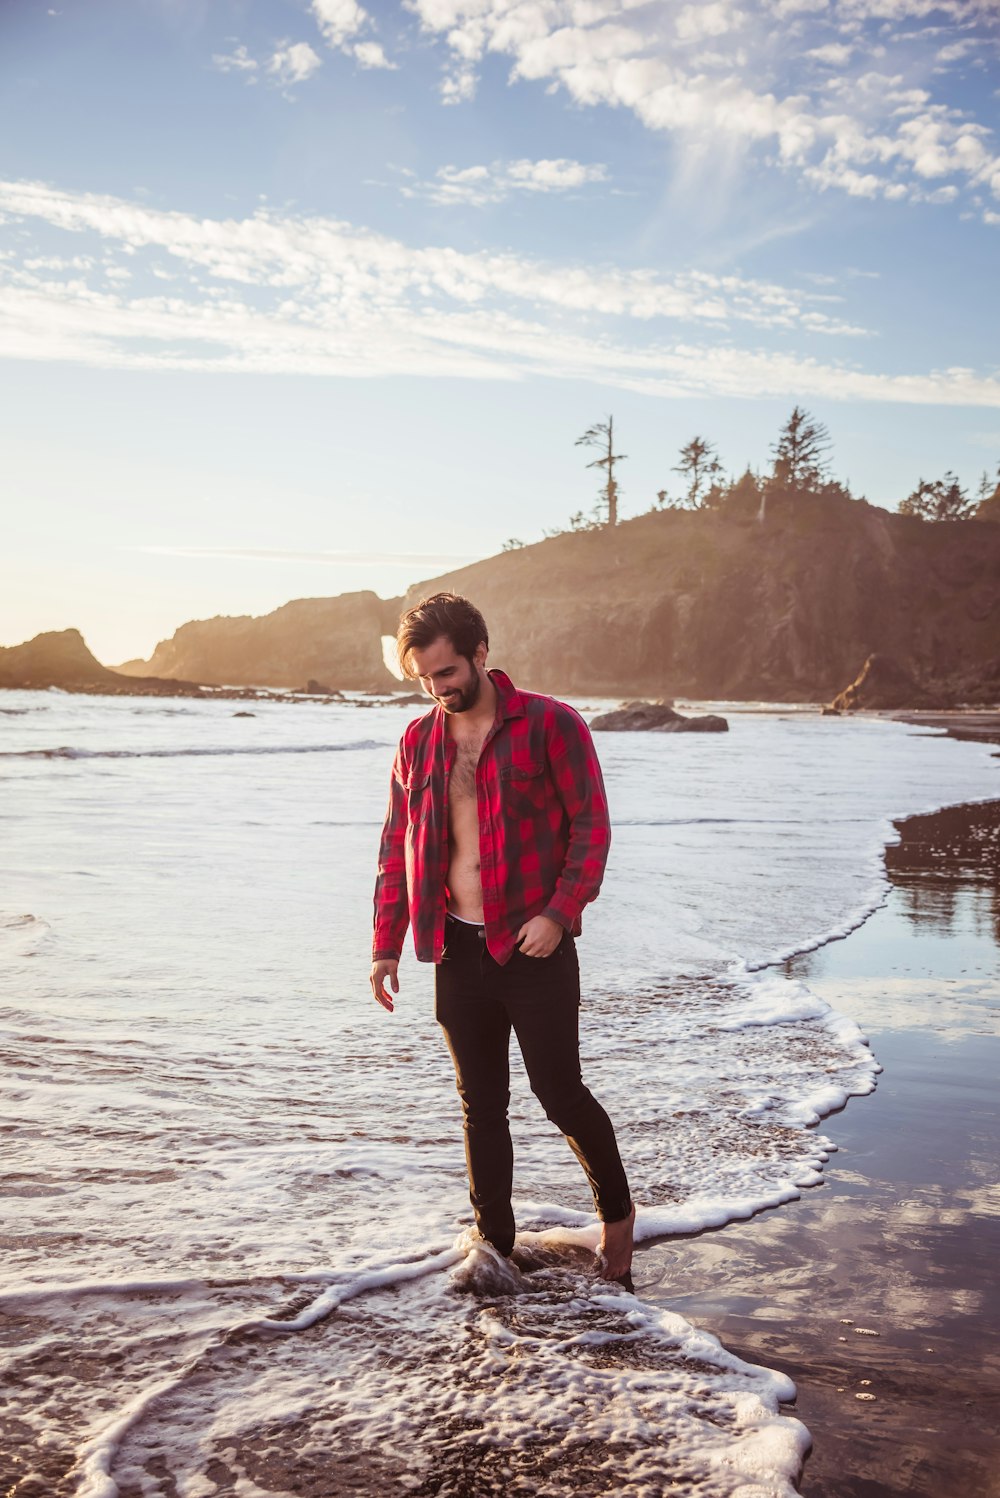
left=1, top=0, right=999, bottom=665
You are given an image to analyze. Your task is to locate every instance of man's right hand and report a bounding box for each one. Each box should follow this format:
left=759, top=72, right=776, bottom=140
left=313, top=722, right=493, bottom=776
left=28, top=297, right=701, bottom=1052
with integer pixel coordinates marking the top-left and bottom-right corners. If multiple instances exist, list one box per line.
left=370, top=959, right=399, bottom=1013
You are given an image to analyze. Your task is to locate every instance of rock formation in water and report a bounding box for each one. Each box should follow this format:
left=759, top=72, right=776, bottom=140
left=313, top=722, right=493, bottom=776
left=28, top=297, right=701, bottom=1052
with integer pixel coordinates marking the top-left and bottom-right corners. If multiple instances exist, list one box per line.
left=397, top=488, right=1000, bottom=703
left=115, top=591, right=397, bottom=692
left=589, top=701, right=728, bottom=732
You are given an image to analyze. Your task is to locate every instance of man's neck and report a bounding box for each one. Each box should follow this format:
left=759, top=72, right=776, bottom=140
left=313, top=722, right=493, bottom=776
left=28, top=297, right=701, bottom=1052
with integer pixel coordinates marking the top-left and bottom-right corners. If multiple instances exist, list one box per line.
left=446, top=669, right=498, bottom=736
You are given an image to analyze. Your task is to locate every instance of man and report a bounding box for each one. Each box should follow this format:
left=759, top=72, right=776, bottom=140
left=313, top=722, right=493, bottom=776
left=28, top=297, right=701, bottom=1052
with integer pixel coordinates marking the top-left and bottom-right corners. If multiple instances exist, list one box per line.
left=370, top=592, right=634, bottom=1287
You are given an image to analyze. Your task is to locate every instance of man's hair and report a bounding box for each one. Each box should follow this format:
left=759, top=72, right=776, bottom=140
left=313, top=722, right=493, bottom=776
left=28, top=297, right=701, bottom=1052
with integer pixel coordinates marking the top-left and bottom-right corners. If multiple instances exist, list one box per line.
left=396, top=592, right=489, bottom=679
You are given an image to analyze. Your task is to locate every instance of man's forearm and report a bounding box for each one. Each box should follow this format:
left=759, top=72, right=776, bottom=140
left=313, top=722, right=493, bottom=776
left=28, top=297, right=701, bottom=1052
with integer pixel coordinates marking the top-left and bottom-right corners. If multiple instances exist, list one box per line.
left=372, top=765, right=410, bottom=961
left=543, top=704, right=612, bottom=925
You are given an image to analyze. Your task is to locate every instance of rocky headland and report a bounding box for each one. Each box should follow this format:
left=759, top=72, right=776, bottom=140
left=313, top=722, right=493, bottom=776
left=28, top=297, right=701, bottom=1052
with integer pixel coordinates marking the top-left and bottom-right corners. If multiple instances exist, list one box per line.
left=0, top=629, right=374, bottom=702
left=114, top=591, right=398, bottom=693
left=3, top=491, right=999, bottom=705
left=397, top=488, right=1000, bottom=704
left=0, top=629, right=211, bottom=697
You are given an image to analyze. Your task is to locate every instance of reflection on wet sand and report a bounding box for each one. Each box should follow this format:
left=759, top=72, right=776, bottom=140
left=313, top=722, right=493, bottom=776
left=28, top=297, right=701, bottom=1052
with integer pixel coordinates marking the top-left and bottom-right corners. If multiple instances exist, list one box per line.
left=642, top=799, right=1000, bottom=1498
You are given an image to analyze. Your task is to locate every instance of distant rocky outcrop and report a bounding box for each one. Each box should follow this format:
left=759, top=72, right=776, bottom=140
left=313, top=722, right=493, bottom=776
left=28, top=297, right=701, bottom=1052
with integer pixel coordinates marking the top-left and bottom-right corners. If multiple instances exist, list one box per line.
left=0, top=629, right=208, bottom=696
left=832, top=654, right=934, bottom=711
left=833, top=652, right=1000, bottom=710
left=114, top=591, right=397, bottom=692
left=589, top=700, right=728, bottom=732
left=400, top=488, right=1000, bottom=702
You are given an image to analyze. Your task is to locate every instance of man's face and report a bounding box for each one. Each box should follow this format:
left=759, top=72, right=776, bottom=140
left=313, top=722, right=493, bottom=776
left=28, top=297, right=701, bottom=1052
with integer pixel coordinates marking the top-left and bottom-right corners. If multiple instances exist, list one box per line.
left=409, top=636, right=485, bottom=714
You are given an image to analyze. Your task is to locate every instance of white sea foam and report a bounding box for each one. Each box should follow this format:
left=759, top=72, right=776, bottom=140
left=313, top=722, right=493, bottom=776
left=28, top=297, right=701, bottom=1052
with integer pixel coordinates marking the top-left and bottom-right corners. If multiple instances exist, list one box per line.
left=0, top=739, right=385, bottom=759
left=0, top=911, right=51, bottom=957
left=1, top=690, right=997, bottom=1493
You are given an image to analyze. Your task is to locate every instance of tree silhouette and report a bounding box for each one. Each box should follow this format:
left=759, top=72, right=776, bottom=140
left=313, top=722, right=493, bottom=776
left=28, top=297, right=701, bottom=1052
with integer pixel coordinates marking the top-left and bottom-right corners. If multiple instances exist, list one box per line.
left=770, top=407, right=831, bottom=496
left=975, top=464, right=1000, bottom=519
left=899, top=473, right=974, bottom=521
left=671, top=436, right=722, bottom=509
left=576, top=415, right=627, bottom=527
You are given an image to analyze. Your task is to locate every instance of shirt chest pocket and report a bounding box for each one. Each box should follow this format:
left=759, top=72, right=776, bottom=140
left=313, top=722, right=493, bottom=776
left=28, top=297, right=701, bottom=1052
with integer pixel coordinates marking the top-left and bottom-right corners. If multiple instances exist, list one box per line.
left=501, top=762, right=547, bottom=820
left=405, top=769, right=432, bottom=826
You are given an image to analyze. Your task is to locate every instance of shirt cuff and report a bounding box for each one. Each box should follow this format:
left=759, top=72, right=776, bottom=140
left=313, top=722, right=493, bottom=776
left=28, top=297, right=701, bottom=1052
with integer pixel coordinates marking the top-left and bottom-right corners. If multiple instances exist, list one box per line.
left=540, top=893, right=580, bottom=932
left=372, top=947, right=401, bottom=962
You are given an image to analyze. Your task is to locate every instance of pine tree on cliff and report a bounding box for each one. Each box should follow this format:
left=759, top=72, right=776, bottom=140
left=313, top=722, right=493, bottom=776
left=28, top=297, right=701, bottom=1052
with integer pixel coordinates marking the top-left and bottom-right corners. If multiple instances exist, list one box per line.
left=974, top=464, right=1000, bottom=522
left=899, top=473, right=975, bottom=521
left=576, top=415, right=627, bottom=526
left=670, top=436, right=723, bottom=509
left=760, top=407, right=832, bottom=522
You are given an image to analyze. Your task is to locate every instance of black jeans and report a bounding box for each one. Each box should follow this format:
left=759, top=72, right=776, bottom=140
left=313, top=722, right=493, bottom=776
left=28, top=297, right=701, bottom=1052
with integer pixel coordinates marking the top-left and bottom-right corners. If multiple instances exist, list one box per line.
left=434, top=914, right=631, bottom=1257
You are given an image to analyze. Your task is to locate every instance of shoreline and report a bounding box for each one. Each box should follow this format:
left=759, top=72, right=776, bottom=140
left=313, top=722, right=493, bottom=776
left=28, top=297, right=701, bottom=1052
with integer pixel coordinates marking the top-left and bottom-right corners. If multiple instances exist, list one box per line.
left=893, top=710, right=1000, bottom=747
left=641, top=796, right=1000, bottom=1497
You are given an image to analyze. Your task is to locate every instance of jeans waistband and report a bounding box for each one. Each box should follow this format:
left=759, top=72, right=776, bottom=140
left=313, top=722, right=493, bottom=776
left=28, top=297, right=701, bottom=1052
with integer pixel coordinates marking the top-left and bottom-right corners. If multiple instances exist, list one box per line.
left=446, top=912, right=486, bottom=937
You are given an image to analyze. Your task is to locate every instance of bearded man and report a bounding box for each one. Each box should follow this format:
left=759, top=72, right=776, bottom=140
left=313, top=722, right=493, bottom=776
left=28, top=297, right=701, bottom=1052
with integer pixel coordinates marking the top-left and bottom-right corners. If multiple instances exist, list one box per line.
left=370, top=592, right=634, bottom=1287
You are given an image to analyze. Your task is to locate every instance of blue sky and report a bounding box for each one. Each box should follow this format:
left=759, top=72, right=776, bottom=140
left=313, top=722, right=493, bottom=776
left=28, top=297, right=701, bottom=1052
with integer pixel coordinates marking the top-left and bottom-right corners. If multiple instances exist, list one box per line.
left=2, top=0, right=998, bottom=664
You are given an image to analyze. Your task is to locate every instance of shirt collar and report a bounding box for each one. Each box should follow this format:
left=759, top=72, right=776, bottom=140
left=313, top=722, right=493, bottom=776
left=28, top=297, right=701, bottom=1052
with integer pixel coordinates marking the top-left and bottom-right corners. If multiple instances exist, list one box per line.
left=487, top=667, right=525, bottom=720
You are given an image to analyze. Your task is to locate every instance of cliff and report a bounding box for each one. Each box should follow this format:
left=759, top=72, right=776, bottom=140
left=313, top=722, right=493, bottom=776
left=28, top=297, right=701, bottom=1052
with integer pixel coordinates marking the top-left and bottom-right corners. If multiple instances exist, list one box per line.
left=115, top=591, right=397, bottom=692
left=0, top=629, right=206, bottom=695
left=398, top=489, right=1000, bottom=701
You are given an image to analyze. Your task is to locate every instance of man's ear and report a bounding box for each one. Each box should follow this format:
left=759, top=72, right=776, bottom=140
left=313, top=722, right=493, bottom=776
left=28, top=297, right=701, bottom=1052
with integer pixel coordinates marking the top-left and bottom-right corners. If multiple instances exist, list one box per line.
left=474, top=640, right=489, bottom=668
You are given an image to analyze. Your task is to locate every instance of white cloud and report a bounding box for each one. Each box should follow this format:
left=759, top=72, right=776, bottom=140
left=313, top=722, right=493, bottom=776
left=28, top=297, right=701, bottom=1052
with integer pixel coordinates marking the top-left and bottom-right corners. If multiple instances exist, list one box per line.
left=2, top=178, right=999, bottom=408
left=211, top=43, right=258, bottom=76
left=354, top=40, right=396, bottom=69
left=268, top=41, right=323, bottom=85
left=441, top=64, right=477, bottom=103
left=408, top=0, right=1000, bottom=210
left=310, top=0, right=394, bottom=68
left=935, top=37, right=975, bottom=63
left=676, top=3, right=744, bottom=42
left=806, top=42, right=855, bottom=64
left=213, top=38, right=324, bottom=91
left=312, top=0, right=369, bottom=48
left=401, top=157, right=609, bottom=205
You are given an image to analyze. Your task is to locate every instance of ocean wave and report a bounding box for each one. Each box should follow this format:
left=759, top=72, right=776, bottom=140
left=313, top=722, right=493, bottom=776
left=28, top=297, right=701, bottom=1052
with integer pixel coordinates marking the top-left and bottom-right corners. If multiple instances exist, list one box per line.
left=0, top=739, right=387, bottom=761
left=0, top=912, right=51, bottom=956
left=6, top=1237, right=806, bottom=1498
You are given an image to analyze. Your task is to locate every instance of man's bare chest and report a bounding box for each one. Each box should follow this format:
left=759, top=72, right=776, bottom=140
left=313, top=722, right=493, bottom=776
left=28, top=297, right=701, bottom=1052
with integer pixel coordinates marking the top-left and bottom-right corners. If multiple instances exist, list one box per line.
left=448, top=732, right=489, bottom=806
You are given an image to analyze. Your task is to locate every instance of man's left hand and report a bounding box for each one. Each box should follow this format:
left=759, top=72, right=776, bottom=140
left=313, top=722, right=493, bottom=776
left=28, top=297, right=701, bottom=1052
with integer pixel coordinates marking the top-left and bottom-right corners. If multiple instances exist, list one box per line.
left=515, top=914, right=563, bottom=958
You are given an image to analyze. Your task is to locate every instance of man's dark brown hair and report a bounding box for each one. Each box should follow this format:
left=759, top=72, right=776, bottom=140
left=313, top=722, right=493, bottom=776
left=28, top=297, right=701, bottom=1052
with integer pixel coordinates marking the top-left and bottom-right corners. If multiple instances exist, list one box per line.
left=396, top=593, right=489, bottom=679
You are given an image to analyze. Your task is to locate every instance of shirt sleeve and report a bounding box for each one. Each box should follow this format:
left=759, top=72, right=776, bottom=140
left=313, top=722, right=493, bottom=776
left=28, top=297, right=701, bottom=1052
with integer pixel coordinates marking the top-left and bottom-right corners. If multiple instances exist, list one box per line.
left=372, top=743, right=410, bottom=962
left=540, top=703, right=612, bottom=931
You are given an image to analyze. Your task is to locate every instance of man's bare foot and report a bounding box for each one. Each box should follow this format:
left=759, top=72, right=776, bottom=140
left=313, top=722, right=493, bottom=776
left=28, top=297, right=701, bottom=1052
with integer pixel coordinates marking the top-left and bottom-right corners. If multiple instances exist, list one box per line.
left=598, top=1203, right=636, bottom=1288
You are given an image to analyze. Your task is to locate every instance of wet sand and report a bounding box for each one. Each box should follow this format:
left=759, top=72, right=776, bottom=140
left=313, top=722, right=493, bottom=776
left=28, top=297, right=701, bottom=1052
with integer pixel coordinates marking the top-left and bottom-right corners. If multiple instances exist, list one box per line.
left=640, top=798, right=1000, bottom=1497
left=893, top=710, right=1000, bottom=747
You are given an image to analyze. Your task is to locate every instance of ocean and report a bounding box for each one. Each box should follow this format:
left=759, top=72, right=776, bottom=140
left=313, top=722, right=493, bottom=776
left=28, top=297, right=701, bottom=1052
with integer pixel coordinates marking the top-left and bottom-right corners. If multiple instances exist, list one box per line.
left=1, top=688, right=997, bottom=1497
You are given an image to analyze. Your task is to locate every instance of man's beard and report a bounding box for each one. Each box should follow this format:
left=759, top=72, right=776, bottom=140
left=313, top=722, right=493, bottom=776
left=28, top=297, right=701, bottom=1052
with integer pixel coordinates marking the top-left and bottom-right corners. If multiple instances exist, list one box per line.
left=436, top=668, right=482, bottom=714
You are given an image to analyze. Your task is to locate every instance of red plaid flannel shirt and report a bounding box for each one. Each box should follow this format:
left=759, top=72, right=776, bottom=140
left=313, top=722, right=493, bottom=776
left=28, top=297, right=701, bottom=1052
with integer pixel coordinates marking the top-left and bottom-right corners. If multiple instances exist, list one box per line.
left=372, top=668, right=611, bottom=966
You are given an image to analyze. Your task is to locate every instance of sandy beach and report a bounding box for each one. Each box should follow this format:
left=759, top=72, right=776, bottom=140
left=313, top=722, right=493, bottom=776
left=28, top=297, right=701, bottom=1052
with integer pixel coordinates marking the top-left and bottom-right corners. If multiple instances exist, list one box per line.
left=641, top=796, right=1000, bottom=1497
